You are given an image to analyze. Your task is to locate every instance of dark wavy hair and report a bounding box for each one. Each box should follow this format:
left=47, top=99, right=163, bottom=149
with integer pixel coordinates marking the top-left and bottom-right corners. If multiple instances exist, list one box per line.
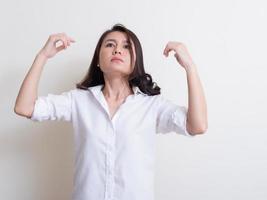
left=76, top=23, right=161, bottom=96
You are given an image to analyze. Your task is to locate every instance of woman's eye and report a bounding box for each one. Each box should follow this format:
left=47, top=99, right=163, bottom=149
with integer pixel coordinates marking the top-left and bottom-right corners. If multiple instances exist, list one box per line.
left=106, top=43, right=114, bottom=47
left=124, top=44, right=130, bottom=49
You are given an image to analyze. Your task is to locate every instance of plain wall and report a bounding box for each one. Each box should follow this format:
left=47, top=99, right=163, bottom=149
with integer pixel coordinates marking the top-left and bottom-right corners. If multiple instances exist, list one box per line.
left=1, top=0, right=267, bottom=199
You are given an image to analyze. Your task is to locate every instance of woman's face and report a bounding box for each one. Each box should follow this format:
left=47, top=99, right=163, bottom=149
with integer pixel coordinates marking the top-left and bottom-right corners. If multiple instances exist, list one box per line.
left=98, top=31, right=136, bottom=77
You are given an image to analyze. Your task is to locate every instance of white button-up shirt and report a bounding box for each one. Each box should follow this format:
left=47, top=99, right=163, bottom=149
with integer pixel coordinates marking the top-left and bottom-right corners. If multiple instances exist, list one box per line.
left=30, top=84, right=194, bottom=200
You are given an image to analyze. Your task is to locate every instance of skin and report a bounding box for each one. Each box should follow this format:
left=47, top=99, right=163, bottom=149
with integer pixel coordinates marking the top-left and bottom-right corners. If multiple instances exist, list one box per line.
left=163, top=42, right=208, bottom=134
left=14, top=33, right=76, bottom=118
left=14, top=31, right=208, bottom=135
left=99, top=31, right=136, bottom=98
left=97, top=31, right=137, bottom=118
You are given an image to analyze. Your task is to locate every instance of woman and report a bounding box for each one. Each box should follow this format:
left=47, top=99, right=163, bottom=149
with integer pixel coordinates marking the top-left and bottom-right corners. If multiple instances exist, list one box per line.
left=14, top=24, right=207, bottom=200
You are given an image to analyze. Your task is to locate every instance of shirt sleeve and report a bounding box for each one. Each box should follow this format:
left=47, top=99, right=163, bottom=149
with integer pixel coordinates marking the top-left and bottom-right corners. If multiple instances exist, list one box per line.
left=30, top=90, right=73, bottom=122
left=156, top=95, right=194, bottom=137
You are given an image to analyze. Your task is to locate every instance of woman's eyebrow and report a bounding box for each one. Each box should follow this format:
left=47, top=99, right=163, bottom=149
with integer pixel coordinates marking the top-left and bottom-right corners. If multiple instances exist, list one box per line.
left=104, top=39, right=129, bottom=43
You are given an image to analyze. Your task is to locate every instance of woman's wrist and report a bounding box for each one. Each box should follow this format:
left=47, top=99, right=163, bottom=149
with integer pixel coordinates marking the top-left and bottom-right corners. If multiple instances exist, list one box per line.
left=185, top=63, right=198, bottom=74
left=36, top=50, right=48, bottom=62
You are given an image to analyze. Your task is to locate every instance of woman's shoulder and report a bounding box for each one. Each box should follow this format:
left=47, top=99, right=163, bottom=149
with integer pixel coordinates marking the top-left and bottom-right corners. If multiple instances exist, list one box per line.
left=136, top=93, right=161, bottom=106
left=59, top=88, right=91, bottom=99
left=70, top=87, right=92, bottom=95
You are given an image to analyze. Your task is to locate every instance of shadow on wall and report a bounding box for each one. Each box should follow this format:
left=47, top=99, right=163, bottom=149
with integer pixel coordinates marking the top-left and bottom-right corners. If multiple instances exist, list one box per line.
left=0, top=121, right=74, bottom=200
left=0, top=59, right=87, bottom=200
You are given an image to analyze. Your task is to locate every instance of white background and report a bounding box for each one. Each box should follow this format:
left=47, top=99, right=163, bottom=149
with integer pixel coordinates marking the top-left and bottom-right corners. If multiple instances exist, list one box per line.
left=1, top=0, right=267, bottom=199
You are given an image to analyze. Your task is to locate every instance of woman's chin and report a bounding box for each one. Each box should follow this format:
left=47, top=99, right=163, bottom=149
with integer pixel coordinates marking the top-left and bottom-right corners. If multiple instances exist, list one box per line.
left=103, top=68, right=129, bottom=75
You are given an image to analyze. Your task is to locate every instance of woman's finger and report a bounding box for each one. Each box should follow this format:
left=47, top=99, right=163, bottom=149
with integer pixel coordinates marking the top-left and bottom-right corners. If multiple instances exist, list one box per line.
left=63, top=36, right=75, bottom=47
left=53, top=34, right=67, bottom=48
left=56, top=45, right=65, bottom=52
left=163, top=45, right=172, bottom=57
left=67, top=38, right=70, bottom=46
left=51, top=33, right=75, bottom=49
left=55, top=39, right=66, bottom=49
left=68, top=37, right=76, bottom=43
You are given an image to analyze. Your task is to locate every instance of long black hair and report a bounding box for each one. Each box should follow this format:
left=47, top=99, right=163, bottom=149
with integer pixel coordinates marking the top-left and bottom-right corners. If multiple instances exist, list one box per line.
left=76, top=23, right=161, bottom=95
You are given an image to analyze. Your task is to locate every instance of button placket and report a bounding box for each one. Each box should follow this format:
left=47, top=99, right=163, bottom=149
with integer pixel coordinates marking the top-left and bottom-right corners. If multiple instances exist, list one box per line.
left=105, top=123, right=116, bottom=200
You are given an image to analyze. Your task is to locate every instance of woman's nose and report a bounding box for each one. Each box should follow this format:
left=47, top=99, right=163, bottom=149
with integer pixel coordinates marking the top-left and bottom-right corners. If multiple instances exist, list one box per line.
left=113, top=50, right=121, bottom=55
left=112, top=47, right=122, bottom=55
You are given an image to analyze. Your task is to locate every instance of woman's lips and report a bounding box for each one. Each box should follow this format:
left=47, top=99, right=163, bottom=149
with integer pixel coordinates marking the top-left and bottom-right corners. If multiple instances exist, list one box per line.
left=111, top=57, right=124, bottom=63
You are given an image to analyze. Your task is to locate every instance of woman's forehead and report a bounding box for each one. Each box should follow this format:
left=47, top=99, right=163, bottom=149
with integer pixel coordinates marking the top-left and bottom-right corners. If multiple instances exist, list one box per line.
left=104, top=31, right=130, bottom=43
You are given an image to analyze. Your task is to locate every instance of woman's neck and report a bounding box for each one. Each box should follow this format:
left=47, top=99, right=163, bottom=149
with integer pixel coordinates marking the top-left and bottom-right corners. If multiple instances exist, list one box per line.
left=101, top=77, right=133, bottom=101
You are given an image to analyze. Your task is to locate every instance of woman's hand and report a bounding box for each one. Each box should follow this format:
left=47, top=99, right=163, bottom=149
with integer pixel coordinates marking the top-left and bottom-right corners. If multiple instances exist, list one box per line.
left=163, top=41, right=195, bottom=70
left=38, top=33, right=75, bottom=59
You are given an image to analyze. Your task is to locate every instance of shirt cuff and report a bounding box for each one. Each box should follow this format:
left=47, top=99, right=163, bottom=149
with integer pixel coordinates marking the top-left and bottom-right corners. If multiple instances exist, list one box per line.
left=172, top=106, right=195, bottom=137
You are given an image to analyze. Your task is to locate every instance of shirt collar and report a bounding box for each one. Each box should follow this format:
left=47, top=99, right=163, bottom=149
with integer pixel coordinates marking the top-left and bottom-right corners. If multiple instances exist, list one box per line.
left=132, top=85, right=146, bottom=96
left=88, top=84, right=146, bottom=97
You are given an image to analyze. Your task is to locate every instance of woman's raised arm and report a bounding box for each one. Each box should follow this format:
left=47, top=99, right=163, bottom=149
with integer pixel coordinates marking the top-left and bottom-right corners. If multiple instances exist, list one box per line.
left=14, top=33, right=75, bottom=118
left=163, top=41, right=208, bottom=135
